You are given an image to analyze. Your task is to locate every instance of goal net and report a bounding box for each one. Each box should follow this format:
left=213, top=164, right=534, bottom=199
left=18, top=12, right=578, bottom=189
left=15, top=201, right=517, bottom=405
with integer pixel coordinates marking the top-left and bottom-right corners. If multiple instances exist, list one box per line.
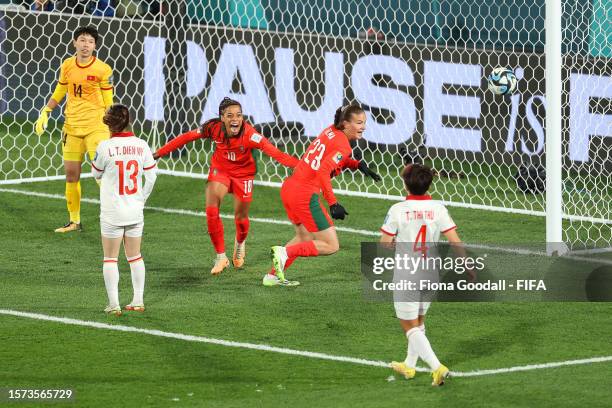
left=0, top=1, right=609, bottom=250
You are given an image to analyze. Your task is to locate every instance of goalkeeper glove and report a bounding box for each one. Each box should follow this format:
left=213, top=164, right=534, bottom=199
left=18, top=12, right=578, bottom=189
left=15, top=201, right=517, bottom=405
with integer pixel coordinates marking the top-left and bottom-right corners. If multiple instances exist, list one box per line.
left=34, top=106, right=53, bottom=136
left=329, top=203, right=349, bottom=220
left=358, top=161, right=382, bottom=182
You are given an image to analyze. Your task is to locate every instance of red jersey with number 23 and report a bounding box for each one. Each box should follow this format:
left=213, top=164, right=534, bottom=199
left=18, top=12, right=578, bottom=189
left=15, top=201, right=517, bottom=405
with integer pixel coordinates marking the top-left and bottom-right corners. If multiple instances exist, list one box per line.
left=155, top=120, right=298, bottom=178
left=290, top=125, right=353, bottom=206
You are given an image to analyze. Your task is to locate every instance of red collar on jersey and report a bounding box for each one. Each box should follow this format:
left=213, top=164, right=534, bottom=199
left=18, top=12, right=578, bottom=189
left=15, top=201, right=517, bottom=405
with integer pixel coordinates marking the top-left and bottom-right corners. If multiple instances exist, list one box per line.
left=111, top=132, right=134, bottom=138
left=330, top=125, right=347, bottom=138
left=75, top=56, right=96, bottom=69
left=406, top=195, right=432, bottom=200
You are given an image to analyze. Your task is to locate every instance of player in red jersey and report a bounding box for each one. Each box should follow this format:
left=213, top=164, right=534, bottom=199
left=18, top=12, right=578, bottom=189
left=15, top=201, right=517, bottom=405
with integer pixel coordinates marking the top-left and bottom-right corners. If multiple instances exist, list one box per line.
left=265, top=105, right=380, bottom=286
left=154, top=98, right=299, bottom=275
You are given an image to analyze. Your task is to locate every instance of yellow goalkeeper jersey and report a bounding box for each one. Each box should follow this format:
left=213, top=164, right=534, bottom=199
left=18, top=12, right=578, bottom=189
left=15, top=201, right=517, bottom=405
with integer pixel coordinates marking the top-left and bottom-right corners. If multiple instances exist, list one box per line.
left=57, top=56, right=113, bottom=135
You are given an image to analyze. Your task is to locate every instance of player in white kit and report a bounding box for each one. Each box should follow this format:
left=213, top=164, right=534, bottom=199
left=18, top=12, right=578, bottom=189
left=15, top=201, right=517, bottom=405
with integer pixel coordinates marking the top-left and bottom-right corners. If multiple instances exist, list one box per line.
left=380, top=164, right=463, bottom=386
left=91, top=104, right=157, bottom=316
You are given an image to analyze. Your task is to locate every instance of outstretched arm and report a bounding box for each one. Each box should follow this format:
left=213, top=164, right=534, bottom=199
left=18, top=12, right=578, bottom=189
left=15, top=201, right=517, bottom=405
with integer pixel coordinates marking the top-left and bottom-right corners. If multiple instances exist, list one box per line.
left=245, top=130, right=299, bottom=168
left=330, top=158, right=380, bottom=182
left=258, top=139, right=299, bottom=168
left=343, top=158, right=360, bottom=170
left=154, top=129, right=203, bottom=159
left=343, top=158, right=381, bottom=182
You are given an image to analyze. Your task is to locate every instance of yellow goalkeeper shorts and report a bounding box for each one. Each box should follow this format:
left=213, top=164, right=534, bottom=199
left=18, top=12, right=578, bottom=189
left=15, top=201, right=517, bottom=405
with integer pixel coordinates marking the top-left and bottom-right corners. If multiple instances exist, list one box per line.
left=62, top=129, right=110, bottom=162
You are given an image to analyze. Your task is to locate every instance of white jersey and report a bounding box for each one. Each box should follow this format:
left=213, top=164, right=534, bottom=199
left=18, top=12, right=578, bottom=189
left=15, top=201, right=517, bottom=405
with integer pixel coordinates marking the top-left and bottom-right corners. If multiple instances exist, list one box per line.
left=380, top=195, right=456, bottom=243
left=92, top=132, right=157, bottom=226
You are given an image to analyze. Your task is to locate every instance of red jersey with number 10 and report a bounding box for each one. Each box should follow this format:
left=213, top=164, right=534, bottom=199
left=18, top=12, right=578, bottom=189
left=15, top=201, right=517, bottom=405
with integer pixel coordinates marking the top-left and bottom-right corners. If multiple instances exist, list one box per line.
left=290, top=125, right=353, bottom=206
left=155, top=120, right=298, bottom=178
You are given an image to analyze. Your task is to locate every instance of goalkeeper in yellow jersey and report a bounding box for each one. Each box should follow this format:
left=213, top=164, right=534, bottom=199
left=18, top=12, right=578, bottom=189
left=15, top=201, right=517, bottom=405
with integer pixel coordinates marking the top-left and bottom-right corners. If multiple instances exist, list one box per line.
left=35, top=26, right=114, bottom=232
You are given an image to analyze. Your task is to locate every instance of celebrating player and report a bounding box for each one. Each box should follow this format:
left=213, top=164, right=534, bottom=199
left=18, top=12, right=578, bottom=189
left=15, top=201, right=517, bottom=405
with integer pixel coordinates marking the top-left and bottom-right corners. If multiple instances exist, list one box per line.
left=92, top=104, right=157, bottom=316
left=154, top=97, right=299, bottom=275
left=35, top=26, right=114, bottom=233
left=380, top=164, right=462, bottom=386
left=266, top=105, right=380, bottom=286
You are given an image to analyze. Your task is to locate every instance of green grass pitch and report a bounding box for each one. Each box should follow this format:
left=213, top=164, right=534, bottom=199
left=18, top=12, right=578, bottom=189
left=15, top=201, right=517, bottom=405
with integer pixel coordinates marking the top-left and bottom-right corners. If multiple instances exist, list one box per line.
left=1, top=174, right=611, bottom=407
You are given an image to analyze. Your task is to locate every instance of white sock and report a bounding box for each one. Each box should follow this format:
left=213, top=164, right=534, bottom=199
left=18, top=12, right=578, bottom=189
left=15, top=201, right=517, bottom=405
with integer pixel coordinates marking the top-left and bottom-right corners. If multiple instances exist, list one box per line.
left=103, top=258, right=119, bottom=307
left=216, top=253, right=227, bottom=261
left=279, top=247, right=288, bottom=267
left=404, top=324, right=426, bottom=367
left=406, top=327, right=441, bottom=371
left=127, top=254, right=145, bottom=305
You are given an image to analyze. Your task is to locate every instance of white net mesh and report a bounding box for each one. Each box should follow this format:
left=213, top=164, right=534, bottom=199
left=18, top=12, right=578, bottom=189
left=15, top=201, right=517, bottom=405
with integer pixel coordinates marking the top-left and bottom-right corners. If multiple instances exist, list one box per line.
left=560, top=0, right=611, bottom=250
left=0, top=1, right=609, bottom=249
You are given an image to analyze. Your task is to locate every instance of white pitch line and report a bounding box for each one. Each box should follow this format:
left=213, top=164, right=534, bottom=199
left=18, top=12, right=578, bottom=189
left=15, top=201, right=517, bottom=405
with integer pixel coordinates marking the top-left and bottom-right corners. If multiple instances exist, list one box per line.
left=2, top=187, right=611, bottom=266
left=0, top=309, right=388, bottom=368
left=2, top=309, right=611, bottom=378
left=5, top=172, right=612, bottom=224
left=452, top=356, right=612, bottom=377
left=2, top=188, right=612, bottom=375
left=568, top=247, right=612, bottom=256
left=0, top=187, right=379, bottom=237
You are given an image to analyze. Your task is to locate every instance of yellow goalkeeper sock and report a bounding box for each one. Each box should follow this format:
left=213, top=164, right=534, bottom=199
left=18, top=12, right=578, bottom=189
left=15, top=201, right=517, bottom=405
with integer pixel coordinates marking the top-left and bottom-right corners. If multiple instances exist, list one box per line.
left=66, top=181, right=81, bottom=224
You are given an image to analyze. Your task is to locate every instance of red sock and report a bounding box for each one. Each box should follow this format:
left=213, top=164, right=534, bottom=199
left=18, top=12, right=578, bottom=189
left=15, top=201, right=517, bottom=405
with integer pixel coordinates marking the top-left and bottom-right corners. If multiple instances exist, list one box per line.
left=286, top=241, right=319, bottom=258
left=206, top=206, right=225, bottom=254
left=270, top=256, right=296, bottom=276
left=235, top=217, right=250, bottom=243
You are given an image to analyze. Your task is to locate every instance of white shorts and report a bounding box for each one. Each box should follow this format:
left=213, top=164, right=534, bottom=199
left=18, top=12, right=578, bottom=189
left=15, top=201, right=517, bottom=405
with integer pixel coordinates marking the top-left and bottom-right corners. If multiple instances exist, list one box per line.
left=394, top=301, right=431, bottom=321
left=100, top=220, right=144, bottom=239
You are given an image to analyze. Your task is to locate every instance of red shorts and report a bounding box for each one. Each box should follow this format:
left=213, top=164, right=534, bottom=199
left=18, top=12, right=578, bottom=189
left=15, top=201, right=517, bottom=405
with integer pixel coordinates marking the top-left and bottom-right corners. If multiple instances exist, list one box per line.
left=208, top=168, right=254, bottom=202
left=280, top=177, right=333, bottom=232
